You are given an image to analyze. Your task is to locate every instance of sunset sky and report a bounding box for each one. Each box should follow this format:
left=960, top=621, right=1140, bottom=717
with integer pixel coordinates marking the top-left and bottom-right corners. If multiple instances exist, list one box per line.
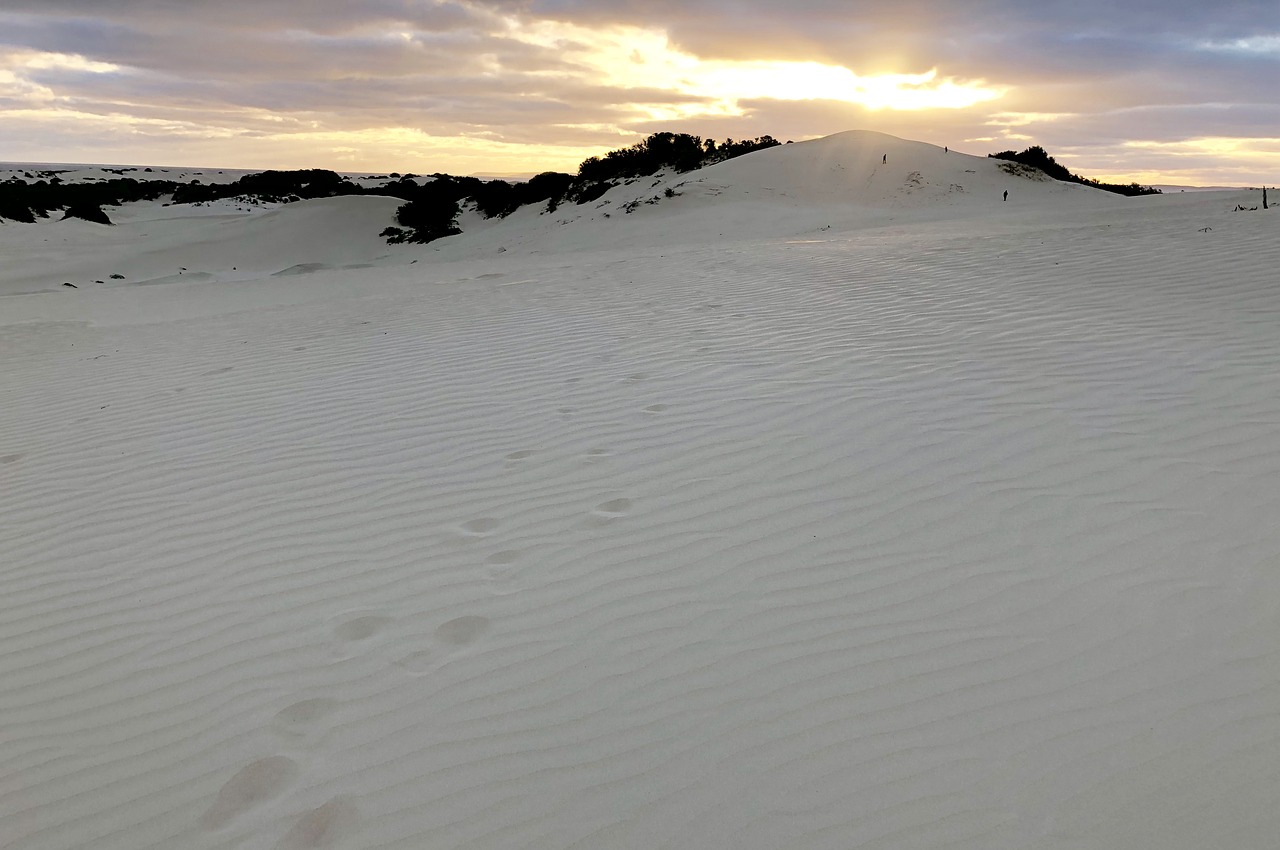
left=2, top=1, right=1279, bottom=185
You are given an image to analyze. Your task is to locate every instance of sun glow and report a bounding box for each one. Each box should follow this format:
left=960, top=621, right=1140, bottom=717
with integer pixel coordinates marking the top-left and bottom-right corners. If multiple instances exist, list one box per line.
left=687, top=63, right=999, bottom=110
left=507, top=19, right=1003, bottom=115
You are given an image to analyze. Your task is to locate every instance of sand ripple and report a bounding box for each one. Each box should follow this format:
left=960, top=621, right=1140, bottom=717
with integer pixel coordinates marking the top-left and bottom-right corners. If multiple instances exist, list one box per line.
left=3, top=200, right=1280, bottom=848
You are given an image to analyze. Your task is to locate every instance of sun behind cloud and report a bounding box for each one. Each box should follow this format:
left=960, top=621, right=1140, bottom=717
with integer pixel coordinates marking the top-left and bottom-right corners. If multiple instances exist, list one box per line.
left=508, top=18, right=1004, bottom=117
left=689, top=63, right=1002, bottom=111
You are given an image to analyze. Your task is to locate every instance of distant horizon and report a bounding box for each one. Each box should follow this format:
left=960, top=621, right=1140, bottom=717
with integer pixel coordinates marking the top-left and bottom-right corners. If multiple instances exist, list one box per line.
left=0, top=159, right=536, bottom=180
left=0, top=138, right=1272, bottom=191
left=0, top=139, right=1264, bottom=192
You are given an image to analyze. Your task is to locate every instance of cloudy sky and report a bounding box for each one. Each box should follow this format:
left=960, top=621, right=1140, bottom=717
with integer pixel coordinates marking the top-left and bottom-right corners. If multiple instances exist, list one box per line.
left=2, top=0, right=1278, bottom=184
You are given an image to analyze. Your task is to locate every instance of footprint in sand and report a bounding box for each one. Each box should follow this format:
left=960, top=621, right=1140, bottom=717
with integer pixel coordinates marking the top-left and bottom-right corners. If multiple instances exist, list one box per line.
left=503, top=450, right=536, bottom=467
left=435, top=615, right=491, bottom=647
left=393, top=649, right=435, bottom=674
left=272, top=699, right=339, bottom=742
left=584, top=448, right=611, bottom=464
left=484, top=550, right=523, bottom=593
left=594, top=498, right=633, bottom=517
left=643, top=404, right=670, bottom=413
left=276, top=796, right=361, bottom=849
left=458, top=517, right=500, bottom=537
left=0, top=453, right=23, bottom=464
left=333, top=615, right=393, bottom=643
left=579, top=498, right=633, bottom=528
left=201, top=756, right=299, bottom=830
left=486, top=549, right=520, bottom=568
left=201, top=366, right=234, bottom=376
left=394, top=615, right=492, bottom=674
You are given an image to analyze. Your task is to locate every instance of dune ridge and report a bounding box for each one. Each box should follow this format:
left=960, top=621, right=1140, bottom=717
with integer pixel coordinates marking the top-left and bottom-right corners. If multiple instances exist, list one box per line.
left=2, top=132, right=1125, bottom=297
left=3, top=132, right=1280, bottom=849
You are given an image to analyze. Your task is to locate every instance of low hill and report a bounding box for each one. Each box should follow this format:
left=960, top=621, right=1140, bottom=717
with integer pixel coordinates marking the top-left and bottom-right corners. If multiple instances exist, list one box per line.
left=418, top=130, right=1124, bottom=261
left=1, top=131, right=1156, bottom=294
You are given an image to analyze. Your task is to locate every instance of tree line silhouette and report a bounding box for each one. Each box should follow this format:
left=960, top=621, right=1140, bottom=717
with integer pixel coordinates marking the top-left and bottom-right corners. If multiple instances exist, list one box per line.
left=987, top=146, right=1161, bottom=196
left=0, top=174, right=179, bottom=224
left=0, top=132, right=781, bottom=241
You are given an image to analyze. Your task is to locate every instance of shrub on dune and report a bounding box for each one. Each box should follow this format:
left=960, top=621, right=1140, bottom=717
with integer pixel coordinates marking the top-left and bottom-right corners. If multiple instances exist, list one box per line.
left=989, top=146, right=1160, bottom=196
left=60, top=204, right=113, bottom=225
left=390, top=189, right=463, bottom=244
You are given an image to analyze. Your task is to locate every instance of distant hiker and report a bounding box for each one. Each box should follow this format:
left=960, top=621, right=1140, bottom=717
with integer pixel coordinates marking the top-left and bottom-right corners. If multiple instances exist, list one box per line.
left=944, top=146, right=948, bottom=153
left=882, top=154, right=887, bottom=164
left=1003, top=190, right=1008, bottom=202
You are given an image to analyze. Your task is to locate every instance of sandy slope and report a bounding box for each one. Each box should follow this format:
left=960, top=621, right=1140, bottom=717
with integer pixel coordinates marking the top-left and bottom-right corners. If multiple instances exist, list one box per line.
left=0, top=196, right=403, bottom=295
left=424, top=130, right=1120, bottom=262
left=3, top=134, right=1280, bottom=850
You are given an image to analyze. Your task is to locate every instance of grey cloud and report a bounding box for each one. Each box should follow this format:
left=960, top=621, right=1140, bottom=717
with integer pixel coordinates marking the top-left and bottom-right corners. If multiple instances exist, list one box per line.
left=0, top=1, right=486, bottom=33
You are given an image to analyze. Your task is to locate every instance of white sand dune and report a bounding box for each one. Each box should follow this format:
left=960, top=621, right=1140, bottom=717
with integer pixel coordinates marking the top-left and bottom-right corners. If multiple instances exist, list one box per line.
left=680, top=129, right=1108, bottom=208
left=0, top=196, right=403, bottom=296
left=3, top=133, right=1280, bottom=849
left=424, top=131, right=1121, bottom=263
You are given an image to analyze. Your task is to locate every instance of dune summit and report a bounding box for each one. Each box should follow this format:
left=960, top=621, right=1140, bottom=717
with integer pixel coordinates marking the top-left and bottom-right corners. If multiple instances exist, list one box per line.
left=2, top=132, right=1279, bottom=850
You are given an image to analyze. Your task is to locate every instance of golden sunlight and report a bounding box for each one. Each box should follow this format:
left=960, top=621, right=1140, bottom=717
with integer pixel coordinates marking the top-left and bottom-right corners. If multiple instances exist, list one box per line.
left=0, top=50, right=122, bottom=105
left=507, top=19, right=1002, bottom=114
left=4, top=49, right=121, bottom=75
left=1123, top=136, right=1280, bottom=156
left=689, top=63, right=1001, bottom=110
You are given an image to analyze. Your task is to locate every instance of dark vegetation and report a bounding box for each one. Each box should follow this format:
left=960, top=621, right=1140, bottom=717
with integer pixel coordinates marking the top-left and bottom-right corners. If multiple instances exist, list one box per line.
left=384, top=132, right=781, bottom=243
left=988, top=146, right=1161, bottom=196
left=1, top=132, right=782, bottom=243
left=0, top=175, right=179, bottom=224
left=61, top=204, right=113, bottom=225
left=379, top=171, right=574, bottom=244
left=575, top=133, right=780, bottom=183
left=0, top=169, right=381, bottom=224
left=169, top=169, right=359, bottom=205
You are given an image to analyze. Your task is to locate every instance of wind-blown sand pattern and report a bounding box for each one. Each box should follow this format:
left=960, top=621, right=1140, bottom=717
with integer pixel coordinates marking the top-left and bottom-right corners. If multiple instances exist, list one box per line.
left=3, top=132, right=1279, bottom=848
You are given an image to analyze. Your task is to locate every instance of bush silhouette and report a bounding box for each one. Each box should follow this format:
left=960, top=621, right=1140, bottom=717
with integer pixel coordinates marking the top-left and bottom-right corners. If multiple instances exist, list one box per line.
left=61, top=204, right=113, bottom=225
left=392, top=184, right=463, bottom=244
left=1, top=129, right=791, bottom=246
left=989, top=146, right=1160, bottom=196
left=1, top=175, right=178, bottom=223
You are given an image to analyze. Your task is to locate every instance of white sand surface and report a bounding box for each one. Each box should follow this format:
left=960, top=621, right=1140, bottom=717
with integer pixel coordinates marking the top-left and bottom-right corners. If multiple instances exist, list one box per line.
left=0, top=196, right=404, bottom=296
left=3, top=133, right=1280, bottom=849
